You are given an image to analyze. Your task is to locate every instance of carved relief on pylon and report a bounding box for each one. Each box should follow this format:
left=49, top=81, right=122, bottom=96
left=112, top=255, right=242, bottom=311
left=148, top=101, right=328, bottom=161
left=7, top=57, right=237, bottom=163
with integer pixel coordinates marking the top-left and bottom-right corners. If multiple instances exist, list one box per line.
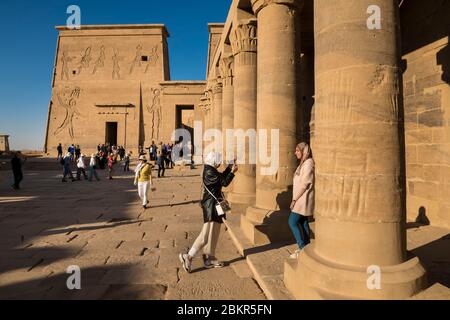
left=53, top=86, right=82, bottom=139
left=77, top=47, right=92, bottom=75
left=147, top=88, right=162, bottom=140
left=112, top=49, right=121, bottom=80
left=219, top=55, right=234, bottom=87
left=230, top=22, right=257, bottom=56
left=129, top=44, right=143, bottom=74
left=144, top=45, right=160, bottom=73
left=60, top=51, right=75, bottom=81
left=92, top=45, right=106, bottom=74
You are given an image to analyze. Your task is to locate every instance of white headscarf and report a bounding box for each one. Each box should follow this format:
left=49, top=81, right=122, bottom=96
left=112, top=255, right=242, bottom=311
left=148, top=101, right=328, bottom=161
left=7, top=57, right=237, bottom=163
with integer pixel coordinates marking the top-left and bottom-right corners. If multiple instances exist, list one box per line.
left=204, top=151, right=222, bottom=167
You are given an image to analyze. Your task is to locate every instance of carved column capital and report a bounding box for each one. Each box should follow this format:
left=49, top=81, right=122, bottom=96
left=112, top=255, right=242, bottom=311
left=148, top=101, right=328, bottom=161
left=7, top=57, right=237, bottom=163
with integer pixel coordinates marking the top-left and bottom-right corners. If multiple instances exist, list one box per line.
left=251, top=0, right=304, bottom=16
left=219, top=55, right=234, bottom=87
left=230, top=20, right=257, bottom=56
left=212, top=79, right=223, bottom=95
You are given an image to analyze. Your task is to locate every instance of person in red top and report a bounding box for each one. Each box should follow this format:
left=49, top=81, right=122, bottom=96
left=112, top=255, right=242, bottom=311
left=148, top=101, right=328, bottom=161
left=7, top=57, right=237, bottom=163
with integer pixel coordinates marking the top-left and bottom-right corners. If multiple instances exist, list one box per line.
left=107, top=153, right=114, bottom=180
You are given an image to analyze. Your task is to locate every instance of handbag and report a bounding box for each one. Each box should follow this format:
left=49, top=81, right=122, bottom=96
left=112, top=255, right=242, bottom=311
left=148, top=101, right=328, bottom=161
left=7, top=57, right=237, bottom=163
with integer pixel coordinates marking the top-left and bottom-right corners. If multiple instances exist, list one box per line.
left=203, top=183, right=231, bottom=216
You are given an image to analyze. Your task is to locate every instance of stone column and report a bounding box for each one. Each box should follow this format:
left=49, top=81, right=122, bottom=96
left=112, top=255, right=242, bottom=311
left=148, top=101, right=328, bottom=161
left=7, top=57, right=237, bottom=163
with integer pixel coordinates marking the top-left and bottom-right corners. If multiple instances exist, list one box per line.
left=227, top=20, right=258, bottom=212
left=204, top=90, right=213, bottom=132
left=212, top=81, right=223, bottom=132
left=284, top=0, right=426, bottom=299
left=219, top=54, right=235, bottom=154
left=241, top=0, right=302, bottom=245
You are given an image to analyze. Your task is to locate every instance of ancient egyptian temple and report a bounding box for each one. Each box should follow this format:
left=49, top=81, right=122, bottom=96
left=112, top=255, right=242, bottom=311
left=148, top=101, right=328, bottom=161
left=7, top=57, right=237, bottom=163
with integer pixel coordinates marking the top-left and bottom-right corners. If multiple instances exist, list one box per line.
left=44, top=0, right=449, bottom=299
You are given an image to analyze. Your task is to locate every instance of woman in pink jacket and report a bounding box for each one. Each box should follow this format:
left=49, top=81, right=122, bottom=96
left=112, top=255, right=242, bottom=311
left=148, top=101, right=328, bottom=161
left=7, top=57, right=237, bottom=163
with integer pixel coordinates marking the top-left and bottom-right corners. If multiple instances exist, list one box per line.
left=289, top=142, right=315, bottom=258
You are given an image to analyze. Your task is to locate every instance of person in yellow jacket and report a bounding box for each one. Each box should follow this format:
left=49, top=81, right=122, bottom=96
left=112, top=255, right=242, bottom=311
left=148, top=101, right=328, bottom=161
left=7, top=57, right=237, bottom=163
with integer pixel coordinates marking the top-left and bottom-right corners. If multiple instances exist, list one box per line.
left=134, top=155, right=154, bottom=209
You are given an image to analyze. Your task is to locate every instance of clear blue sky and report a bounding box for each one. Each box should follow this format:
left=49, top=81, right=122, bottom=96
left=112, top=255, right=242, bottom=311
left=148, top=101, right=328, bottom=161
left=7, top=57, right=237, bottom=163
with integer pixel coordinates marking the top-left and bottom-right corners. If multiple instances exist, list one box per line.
left=0, top=0, right=230, bottom=150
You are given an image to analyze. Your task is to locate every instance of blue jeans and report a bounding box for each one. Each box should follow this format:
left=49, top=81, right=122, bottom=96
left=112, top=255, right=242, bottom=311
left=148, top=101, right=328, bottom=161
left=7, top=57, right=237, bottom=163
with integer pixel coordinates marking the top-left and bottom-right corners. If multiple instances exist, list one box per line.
left=288, top=212, right=311, bottom=250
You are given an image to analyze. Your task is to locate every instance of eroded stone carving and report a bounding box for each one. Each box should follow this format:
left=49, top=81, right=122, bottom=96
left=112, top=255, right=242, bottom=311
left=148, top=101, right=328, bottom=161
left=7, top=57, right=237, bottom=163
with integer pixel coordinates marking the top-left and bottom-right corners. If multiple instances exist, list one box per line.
left=112, top=49, right=121, bottom=80
left=147, top=88, right=162, bottom=139
left=230, top=22, right=257, bottom=55
left=54, top=86, right=82, bottom=139
left=77, top=47, right=92, bottom=74
left=129, top=44, right=143, bottom=74
left=61, top=51, right=75, bottom=81
left=145, top=45, right=160, bottom=73
left=219, top=55, right=234, bottom=87
left=92, top=46, right=106, bottom=74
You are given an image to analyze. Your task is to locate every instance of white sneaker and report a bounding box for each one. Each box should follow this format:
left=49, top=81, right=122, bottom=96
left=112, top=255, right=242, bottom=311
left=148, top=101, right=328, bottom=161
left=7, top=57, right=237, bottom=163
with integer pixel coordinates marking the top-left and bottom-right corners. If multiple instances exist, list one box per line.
left=179, top=253, right=191, bottom=273
left=289, top=249, right=301, bottom=259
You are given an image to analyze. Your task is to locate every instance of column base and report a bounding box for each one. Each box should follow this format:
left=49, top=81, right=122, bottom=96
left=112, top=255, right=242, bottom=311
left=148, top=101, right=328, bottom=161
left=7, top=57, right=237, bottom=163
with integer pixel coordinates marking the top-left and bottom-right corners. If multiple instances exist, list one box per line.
left=241, top=206, right=295, bottom=245
left=227, top=191, right=255, bottom=215
left=284, top=244, right=427, bottom=300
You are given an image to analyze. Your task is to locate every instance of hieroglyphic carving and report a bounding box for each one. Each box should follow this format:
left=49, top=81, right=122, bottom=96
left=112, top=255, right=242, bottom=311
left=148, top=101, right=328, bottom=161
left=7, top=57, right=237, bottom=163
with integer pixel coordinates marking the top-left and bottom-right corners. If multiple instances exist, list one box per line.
left=77, top=47, right=92, bottom=74
left=112, top=50, right=121, bottom=80
left=147, top=88, right=162, bottom=139
left=129, top=44, right=143, bottom=74
left=368, top=64, right=400, bottom=121
left=92, top=46, right=106, bottom=74
left=145, top=45, right=160, bottom=73
left=61, top=51, right=75, bottom=81
left=54, top=86, right=82, bottom=139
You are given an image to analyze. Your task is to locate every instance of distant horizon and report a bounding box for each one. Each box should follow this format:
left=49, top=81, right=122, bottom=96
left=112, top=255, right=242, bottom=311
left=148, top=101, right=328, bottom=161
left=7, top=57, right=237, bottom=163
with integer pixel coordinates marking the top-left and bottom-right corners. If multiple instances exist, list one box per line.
left=0, top=0, right=231, bottom=151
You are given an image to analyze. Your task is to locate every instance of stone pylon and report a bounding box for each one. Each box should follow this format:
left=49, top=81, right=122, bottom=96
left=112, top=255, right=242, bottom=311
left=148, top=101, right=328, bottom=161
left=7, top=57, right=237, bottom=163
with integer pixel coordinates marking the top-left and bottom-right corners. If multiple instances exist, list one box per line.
left=227, top=19, right=258, bottom=213
left=284, top=0, right=426, bottom=299
left=242, top=0, right=302, bottom=245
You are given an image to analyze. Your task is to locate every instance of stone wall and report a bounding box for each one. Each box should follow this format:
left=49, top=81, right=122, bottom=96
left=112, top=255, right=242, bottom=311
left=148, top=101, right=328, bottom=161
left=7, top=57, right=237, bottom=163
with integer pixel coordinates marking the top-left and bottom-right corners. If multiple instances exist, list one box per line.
left=401, top=0, right=450, bottom=228
left=44, top=25, right=205, bottom=156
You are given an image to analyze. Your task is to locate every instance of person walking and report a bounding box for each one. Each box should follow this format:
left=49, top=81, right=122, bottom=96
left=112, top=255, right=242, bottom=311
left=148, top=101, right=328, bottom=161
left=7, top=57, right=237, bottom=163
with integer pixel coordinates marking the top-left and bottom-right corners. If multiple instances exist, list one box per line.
left=166, top=143, right=173, bottom=169
left=57, top=143, right=63, bottom=161
left=76, top=154, right=88, bottom=180
left=11, top=152, right=26, bottom=190
left=179, top=151, right=237, bottom=273
left=123, top=152, right=131, bottom=172
left=62, top=152, right=75, bottom=182
left=157, top=142, right=166, bottom=178
left=88, top=153, right=100, bottom=181
left=107, top=153, right=114, bottom=180
left=288, top=142, right=315, bottom=259
left=134, top=155, right=154, bottom=209
left=68, top=144, right=75, bottom=162
left=75, top=145, right=81, bottom=162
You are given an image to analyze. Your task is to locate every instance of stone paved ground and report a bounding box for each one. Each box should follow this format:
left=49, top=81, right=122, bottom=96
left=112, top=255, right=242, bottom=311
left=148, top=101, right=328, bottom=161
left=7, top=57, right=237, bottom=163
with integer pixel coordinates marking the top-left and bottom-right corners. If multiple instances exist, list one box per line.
left=0, top=159, right=266, bottom=300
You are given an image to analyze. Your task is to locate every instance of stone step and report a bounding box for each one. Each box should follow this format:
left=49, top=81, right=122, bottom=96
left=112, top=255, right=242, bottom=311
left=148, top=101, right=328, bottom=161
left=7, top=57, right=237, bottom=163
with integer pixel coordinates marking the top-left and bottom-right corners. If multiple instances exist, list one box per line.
left=223, top=213, right=295, bottom=300
left=409, top=283, right=450, bottom=300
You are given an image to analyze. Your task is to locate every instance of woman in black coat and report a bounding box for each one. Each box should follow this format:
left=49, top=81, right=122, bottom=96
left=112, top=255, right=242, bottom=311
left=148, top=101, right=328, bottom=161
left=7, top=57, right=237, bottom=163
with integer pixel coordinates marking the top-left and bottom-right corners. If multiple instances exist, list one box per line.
left=179, top=151, right=237, bottom=273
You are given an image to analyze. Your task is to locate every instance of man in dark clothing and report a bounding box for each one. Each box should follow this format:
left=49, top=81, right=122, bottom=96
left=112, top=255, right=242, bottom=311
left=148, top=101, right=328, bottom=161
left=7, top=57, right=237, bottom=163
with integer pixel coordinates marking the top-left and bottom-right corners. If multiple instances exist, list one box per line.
left=74, top=145, right=81, bottom=161
left=11, top=153, right=26, bottom=190
left=57, top=143, right=63, bottom=161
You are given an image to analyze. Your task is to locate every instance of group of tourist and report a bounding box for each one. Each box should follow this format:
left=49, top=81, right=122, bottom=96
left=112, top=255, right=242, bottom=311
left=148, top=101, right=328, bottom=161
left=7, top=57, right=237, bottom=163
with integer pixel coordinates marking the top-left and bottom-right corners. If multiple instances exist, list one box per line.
left=57, top=143, right=132, bottom=182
